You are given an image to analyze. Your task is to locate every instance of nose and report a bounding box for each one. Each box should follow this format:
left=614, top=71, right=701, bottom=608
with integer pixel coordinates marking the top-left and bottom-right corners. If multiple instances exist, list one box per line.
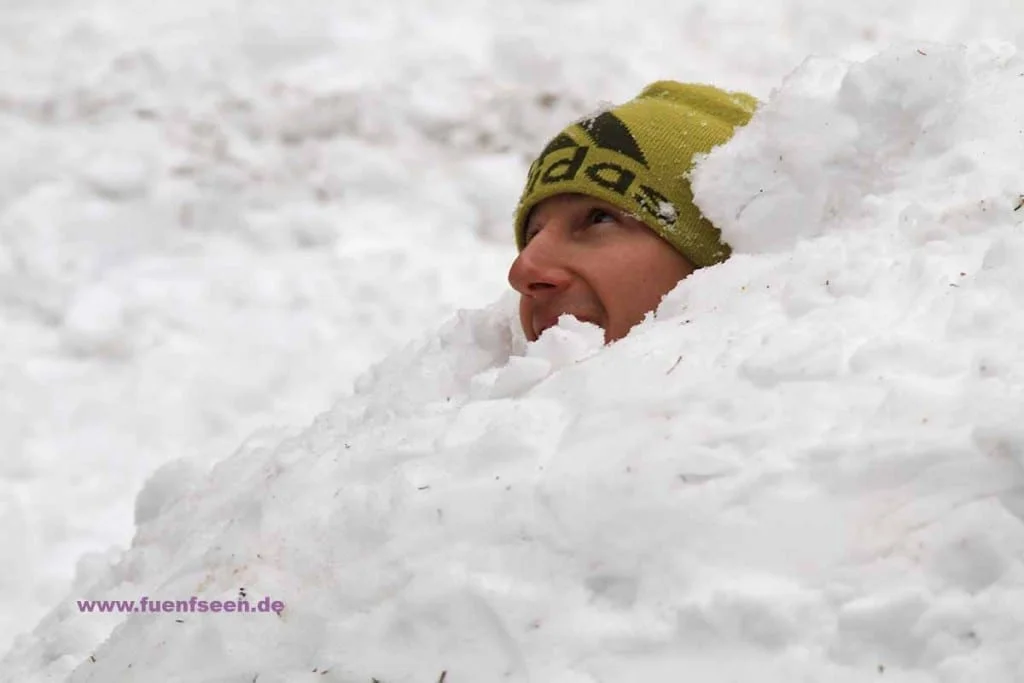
left=507, top=229, right=573, bottom=297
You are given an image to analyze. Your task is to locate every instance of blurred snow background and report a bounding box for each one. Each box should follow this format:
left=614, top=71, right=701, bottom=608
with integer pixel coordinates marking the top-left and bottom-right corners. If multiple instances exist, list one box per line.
left=3, top=0, right=1024, bottom=677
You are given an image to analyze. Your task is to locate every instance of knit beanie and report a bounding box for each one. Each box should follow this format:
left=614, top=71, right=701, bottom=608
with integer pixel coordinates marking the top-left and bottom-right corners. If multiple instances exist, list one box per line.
left=514, top=81, right=758, bottom=267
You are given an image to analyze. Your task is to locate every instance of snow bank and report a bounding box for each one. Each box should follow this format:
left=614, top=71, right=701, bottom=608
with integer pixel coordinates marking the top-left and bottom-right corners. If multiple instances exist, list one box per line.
left=10, top=0, right=1024, bottom=664
left=5, top=41, right=1024, bottom=681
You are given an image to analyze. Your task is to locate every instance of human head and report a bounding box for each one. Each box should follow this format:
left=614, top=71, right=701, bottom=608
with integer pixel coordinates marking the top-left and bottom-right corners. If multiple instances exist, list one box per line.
left=508, top=80, right=757, bottom=343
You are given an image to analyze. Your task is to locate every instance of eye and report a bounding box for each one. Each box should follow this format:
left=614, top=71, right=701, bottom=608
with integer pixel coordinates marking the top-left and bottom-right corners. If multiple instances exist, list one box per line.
left=523, top=204, right=618, bottom=246
left=585, top=207, right=617, bottom=226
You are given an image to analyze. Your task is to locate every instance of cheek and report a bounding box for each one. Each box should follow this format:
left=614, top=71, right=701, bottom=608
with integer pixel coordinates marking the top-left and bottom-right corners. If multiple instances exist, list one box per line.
left=598, top=251, right=689, bottom=335
left=593, top=267, right=651, bottom=339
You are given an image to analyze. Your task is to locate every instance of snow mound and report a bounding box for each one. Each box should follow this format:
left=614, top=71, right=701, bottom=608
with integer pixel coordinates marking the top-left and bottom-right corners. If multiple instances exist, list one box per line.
left=7, top=42, right=1024, bottom=682
left=693, top=41, right=1024, bottom=254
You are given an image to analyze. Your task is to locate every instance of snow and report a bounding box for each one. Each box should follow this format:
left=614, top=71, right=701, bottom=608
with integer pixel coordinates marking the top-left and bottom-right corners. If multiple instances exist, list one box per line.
left=4, top=0, right=1024, bottom=681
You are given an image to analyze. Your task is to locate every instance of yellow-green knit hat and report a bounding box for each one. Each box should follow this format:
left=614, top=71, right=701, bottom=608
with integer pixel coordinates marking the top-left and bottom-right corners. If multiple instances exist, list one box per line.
left=514, top=81, right=757, bottom=267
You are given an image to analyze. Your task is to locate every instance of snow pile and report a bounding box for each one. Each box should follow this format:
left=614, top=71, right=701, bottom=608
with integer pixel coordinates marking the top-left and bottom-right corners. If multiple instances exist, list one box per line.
left=4, top=41, right=1024, bottom=681
left=0, top=0, right=525, bottom=653
left=10, top=0, right=1024, bottom=663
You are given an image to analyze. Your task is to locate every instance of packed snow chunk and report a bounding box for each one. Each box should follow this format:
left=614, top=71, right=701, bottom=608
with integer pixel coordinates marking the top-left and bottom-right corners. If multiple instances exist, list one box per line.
left=61, top=284, right=132, bottom=358
left=693, top=42, right=1024, bottom=254
left=77, top=147, right=154, bottom=201
left=133, top=458, right=206, bottom=527
left=10, top=40, right=1024, bottom=683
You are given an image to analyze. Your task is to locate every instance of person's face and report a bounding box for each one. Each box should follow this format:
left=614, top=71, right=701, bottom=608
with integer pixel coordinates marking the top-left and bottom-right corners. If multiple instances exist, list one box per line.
left=508, top=193, right=695, bottom=344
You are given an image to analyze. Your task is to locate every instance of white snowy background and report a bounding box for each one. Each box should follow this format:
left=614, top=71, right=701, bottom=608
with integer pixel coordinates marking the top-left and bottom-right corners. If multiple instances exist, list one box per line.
left=4, top=0, right=1024, bottom=681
